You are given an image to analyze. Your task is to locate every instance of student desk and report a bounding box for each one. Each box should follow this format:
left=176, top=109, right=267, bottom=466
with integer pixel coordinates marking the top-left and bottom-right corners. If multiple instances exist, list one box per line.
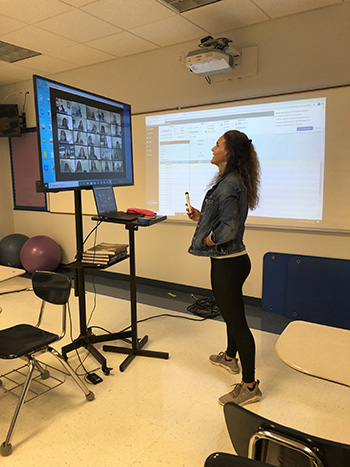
left=0, top=266, right=26, bottom=296
left=275, top=320, right=350, bottom=387
left=0, top=265, right=25, bottom=283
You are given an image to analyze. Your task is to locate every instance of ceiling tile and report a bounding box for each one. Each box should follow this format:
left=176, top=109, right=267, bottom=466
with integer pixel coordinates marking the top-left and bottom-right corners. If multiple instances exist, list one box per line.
left=0, top=26, right=77, bottom=54
left=182, top=0, right=269, bottom=34
left=48, top=43, right=116, bottom=66
left=253, top=0, right=342, bottom=18
left=61, top=0, right=99, bottom=6
left=0, top=15, right=27, bottom=35
left=82, top=0, right=176, bottom=29
left=0, top=0, right=73, bottom=24
left=16, top=54, right=79, bottom=74
left=35, top=9, right=121, bottom=42
left=0, top=0, right=347, bottom=86
left=131, top=16, right=209, bottom=47
left=87, top=31, right=159, bottom=57
left=0, top=61, right=43, bottom=84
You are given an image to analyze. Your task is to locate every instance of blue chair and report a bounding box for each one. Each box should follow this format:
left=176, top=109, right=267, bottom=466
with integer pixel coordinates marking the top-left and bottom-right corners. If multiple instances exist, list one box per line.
left=0, top=271, right=94, bottom=456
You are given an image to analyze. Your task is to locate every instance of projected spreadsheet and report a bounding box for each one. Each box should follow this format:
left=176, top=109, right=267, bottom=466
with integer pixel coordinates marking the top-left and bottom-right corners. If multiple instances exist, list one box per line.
left=146, top=98, right=326, bottom=221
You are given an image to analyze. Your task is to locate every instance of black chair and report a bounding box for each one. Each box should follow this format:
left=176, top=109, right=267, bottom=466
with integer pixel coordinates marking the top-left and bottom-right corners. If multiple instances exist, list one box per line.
left=205, top=452, right=274, bottom=466
left=223, top=402, right=350, bottom=466
left=0, top=271, right=94, bottom=456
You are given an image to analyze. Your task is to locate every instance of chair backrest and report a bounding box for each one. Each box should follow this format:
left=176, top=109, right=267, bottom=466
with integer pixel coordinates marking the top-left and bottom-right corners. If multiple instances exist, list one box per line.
left=223, top=402, right=350, bottom=467
left=205, top=452, right=274, bottom=466
left=32, top=271, right=71, bottom=305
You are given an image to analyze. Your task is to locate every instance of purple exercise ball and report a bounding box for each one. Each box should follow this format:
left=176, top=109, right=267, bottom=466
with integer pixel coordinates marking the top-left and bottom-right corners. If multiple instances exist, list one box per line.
left=20, top=235, right=62, bottom=275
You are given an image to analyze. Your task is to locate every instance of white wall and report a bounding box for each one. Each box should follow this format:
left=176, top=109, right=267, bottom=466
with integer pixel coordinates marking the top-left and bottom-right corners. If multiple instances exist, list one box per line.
left=1, top=3, right=350, bottom=297
left=0, top=138, right=14, bottom=237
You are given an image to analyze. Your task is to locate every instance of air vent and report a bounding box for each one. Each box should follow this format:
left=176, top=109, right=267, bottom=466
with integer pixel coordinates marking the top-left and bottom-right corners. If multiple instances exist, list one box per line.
left=159, top=0, right=222, bottom=13
left=0, top=41, right=41, bottom=63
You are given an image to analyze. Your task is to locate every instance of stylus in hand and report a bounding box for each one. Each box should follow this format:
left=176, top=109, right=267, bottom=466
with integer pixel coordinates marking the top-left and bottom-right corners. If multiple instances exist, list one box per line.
left=185, top=191, right=192, bottom=214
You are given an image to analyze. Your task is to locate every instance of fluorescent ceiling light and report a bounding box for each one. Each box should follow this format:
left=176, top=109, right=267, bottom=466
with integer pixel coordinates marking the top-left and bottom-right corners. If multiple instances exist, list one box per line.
left=0, top=41, right=41, bottom=63
left=158, top=0, right=222, bottom=13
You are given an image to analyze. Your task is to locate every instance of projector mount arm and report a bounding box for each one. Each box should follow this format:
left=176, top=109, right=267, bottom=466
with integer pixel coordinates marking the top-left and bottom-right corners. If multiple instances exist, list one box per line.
left=198, top=36, right=232, bottom=50
left=198, top=36, right=241, bottom=58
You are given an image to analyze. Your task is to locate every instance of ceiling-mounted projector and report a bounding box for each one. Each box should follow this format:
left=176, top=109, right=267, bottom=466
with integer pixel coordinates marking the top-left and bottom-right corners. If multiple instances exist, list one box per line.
left=186, top=49, right=234, bottom=76
left=185, top=36, right=240, bottom=77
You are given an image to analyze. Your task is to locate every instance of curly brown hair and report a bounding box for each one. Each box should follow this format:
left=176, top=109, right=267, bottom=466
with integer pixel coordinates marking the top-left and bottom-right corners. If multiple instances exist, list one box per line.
left=217, top=130, right=261, bottom=210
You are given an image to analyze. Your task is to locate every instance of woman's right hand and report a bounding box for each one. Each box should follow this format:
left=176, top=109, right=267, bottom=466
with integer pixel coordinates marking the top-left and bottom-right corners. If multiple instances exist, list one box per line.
left=186, top=205, right=200, bottom=222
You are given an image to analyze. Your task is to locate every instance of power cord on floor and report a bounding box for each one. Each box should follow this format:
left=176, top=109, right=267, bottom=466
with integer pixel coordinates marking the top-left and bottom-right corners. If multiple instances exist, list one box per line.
left=67, top=310, right=207, bottom=382
left=71, top=224, right=101, bottom=383
left=67, top=301, right=101, bottom=383
left=89, top=325, right=132, bottom=345
left=187, top=294, right=220, bottom=319
left=79, top=310, right=208, bottom=365
left=115, top=310, right=208, bottom=335
left=84, top=312, right=207, bottom=351
left=66, top=263, right=216, bottom=381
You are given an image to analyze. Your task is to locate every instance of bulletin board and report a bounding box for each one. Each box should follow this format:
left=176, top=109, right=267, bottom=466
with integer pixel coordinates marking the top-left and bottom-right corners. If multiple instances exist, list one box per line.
left=9, top=127, right=47, bottom=211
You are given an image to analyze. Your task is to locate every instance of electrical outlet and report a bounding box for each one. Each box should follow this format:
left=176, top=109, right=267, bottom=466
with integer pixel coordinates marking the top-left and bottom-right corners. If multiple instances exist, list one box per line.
left=15, top=90, right=29, bottom=97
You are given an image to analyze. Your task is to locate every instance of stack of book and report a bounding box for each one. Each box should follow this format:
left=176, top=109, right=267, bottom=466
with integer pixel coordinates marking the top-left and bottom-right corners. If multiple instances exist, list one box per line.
left=81, top=242, right=128, bottom=265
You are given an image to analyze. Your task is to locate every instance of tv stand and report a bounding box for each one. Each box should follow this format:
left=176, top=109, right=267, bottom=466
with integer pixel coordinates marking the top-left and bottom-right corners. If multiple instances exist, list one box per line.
left=61, top=189, right=169, bottom=374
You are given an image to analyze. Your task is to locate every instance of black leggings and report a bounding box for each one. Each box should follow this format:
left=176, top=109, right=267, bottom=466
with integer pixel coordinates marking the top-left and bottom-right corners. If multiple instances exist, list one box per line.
left=210, top=254, right=256, bottom=383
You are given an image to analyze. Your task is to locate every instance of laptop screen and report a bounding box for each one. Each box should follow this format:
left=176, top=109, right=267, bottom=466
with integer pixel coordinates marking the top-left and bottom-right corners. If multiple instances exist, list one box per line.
left=93, top=186, right=117, bottom=216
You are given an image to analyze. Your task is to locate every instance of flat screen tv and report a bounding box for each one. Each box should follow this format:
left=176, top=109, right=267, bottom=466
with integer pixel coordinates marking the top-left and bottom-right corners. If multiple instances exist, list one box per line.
left=33, top=75, right=134, bottom=192
left=0, top=104, right=21, bottom=137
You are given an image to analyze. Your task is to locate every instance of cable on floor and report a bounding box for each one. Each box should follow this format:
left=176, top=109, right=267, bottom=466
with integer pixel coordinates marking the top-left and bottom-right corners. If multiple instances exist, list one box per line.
left=71, top=312, right=207, bottom=380
left=187, top=295, right=220, bottom=319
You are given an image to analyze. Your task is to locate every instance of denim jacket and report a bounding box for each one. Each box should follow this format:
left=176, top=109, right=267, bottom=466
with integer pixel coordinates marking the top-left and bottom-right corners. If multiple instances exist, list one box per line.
left=188, top=173, right=248, bottom=257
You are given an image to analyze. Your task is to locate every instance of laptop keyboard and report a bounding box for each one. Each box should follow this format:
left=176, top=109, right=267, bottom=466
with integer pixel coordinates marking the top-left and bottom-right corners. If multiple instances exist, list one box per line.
left=113, top=211, right=138, bottom=220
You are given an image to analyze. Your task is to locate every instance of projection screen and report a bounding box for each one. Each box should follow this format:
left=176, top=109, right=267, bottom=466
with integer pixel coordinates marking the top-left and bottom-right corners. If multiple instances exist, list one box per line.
left=143, top=86, right=350, bottom=232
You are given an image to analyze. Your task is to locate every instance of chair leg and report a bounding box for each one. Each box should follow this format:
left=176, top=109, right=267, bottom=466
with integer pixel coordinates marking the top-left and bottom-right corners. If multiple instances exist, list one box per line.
left=33, top=359, right=50, bottom=379
left=0, top=358, right=36, bottom=456
left=47, top=347, right=94, bottom=401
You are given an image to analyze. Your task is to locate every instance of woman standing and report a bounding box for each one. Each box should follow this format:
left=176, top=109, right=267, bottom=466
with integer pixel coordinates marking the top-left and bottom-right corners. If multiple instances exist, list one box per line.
left=187, top=130, right=261, bottom=406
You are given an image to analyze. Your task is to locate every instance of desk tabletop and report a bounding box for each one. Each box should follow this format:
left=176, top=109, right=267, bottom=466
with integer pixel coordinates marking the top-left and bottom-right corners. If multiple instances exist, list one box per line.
left=275, top=320, right=350, bottom=386
left=0, top=265, right=25, bottom=283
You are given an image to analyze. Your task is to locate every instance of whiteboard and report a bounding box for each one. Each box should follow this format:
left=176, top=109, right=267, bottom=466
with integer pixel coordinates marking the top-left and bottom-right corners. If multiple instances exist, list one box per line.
left=49, top=85, right=350, bottom=232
